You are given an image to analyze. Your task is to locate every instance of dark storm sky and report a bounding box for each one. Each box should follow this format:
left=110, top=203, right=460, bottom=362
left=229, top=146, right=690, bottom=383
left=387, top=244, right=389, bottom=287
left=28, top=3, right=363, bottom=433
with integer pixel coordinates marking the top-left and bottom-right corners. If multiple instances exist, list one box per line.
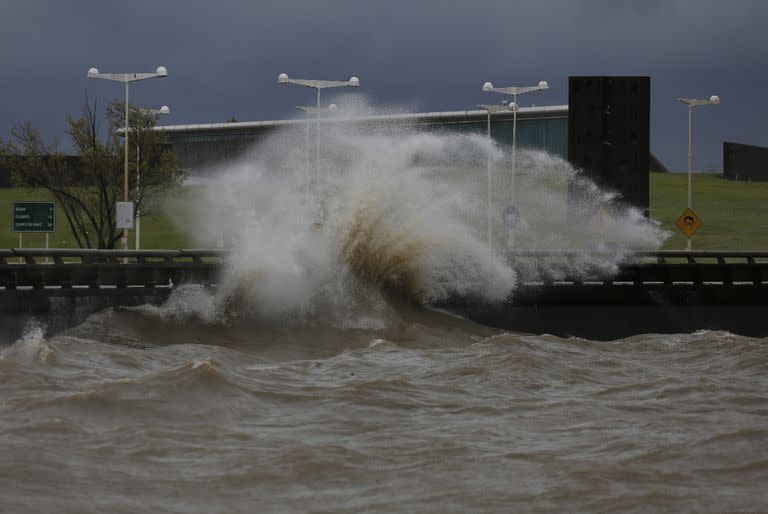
left=1, top=0, right=765, bottom=170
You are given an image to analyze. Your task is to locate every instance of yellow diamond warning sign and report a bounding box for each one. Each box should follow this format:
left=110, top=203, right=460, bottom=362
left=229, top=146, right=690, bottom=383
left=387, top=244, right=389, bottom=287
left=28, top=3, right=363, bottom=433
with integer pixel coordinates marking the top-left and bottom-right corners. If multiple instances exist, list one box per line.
left=675, top=208, right=702, bottom=238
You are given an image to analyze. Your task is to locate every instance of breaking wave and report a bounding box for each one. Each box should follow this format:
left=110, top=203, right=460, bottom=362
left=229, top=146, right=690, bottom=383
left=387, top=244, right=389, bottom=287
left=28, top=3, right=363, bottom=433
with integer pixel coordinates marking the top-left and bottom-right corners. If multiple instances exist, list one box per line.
left=166, top=99, right=667, bottom=325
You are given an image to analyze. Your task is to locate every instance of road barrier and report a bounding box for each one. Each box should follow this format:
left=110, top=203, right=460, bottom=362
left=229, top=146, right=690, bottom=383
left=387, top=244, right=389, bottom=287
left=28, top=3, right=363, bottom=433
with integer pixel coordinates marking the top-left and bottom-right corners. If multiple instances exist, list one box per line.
left=2, top=249, right=768, bottom=291
left=2, top=249, right=767, bottom=339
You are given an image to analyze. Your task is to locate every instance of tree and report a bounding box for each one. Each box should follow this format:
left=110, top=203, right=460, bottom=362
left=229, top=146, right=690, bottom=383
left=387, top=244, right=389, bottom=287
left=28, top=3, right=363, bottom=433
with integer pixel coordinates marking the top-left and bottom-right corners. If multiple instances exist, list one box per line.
left=0, top=97, right=183, bottom=248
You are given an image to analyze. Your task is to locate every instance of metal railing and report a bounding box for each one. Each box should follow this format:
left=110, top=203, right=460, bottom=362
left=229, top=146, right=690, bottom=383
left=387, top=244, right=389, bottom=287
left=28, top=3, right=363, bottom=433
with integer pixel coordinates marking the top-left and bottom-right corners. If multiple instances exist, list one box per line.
left=1, top=249, right=767, bottom=290
left=0, top=248, right=226, bottom=264
left=505, top=250, right=768, bottom=286
left=0, top=249, right=224, bottom=290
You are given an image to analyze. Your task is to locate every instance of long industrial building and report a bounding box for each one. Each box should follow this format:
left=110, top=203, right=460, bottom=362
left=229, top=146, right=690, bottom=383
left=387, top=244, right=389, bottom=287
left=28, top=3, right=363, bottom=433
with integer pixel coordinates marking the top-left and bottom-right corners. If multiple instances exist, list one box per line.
left=156, top=106, right=569, bottom=176
left=0, top=104, right=667, bottom=190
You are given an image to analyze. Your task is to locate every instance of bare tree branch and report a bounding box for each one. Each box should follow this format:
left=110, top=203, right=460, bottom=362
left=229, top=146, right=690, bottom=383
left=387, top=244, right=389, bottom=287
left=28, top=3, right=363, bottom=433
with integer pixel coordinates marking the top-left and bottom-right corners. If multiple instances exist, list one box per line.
left=0, top=97, right=184, bottom=248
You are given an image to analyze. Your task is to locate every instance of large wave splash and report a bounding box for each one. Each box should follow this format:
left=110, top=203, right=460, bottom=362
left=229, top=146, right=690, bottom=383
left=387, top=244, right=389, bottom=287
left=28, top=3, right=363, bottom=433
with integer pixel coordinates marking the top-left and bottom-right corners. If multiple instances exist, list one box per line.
left=167, top=101, right=667, bottom=324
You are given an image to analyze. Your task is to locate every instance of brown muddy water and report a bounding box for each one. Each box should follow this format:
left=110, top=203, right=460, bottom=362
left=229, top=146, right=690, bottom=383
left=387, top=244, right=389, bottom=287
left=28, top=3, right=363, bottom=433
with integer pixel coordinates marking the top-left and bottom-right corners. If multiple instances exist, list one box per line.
left=1, top=297, right=766, bottom=513
left=3, top=108, right=760, bottom=513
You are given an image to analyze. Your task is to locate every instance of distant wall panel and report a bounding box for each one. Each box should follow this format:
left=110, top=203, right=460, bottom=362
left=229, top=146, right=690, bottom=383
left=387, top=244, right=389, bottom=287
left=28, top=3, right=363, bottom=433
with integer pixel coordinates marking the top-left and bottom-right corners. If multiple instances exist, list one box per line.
left=568, top=76, right=650, bottom=212
left=724, top=142, right=768, bottom=182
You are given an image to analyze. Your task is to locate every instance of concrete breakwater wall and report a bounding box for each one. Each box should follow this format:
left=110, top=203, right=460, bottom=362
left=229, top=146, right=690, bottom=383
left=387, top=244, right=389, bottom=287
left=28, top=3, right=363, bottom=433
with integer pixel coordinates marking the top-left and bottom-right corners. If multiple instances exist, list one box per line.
left=0, top=288, right=171, bottom=345
left=2, top=249, right=768, bottom=342
left=0, top=249, right=220, bottom=344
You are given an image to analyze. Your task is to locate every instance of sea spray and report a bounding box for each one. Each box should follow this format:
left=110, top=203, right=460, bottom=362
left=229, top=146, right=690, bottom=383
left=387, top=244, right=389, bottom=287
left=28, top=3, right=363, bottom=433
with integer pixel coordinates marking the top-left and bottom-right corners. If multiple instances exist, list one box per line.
left=167, top=100, right=668, bottom=324
left=322, top=130, right=515, bottom=302
left=0, top=319, right=53, bottom=364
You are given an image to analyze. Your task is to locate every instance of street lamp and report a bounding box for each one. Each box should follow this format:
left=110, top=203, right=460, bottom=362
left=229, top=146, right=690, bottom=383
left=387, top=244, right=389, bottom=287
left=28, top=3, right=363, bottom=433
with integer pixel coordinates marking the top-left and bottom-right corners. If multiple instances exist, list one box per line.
left=134, top=105, right=170, bottom=250
left=678, top=95, right=720, bottom=250
left=295, top=103, right=338, bottom=195
left=477, top=103, right=514, bottom=253
left=139, top=105, right=170, bottom=115
left=87, top=66, right=168, bottom=252
left=279, top=73, right=358, bottom=186
left=482, top=80, right=548, bottom=204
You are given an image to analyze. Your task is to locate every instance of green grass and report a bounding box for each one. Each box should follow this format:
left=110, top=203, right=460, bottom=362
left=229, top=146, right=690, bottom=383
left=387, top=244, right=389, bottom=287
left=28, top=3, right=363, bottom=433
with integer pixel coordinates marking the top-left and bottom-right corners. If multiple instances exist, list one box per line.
left=1, top=173, right=767, bottom=250
left=650, top=173, right=768, bottom=250
left=0, top=188, right=195, bottom=249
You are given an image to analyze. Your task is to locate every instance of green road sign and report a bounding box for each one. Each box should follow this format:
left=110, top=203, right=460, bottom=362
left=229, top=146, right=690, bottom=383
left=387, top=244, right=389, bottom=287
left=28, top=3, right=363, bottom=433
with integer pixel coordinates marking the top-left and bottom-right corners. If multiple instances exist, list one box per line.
left=12, top=201, right=55, bottom=233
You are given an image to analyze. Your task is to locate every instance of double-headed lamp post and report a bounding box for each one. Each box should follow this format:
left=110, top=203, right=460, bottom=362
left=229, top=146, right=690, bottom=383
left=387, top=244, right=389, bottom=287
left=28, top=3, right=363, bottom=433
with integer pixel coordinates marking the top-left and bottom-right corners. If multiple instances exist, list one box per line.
left=482, top=80, right=548, bottom=203
left=87, top=66, right=168, bottom=251
left=278, top=73, right=359, bottom=182
left=677, top=95, right=720, bottom=250
left=477, top=103, right=514, bottom=253
left=134, top=105, right=170, bottom=250
left=295, top=104, right=337, bottom=195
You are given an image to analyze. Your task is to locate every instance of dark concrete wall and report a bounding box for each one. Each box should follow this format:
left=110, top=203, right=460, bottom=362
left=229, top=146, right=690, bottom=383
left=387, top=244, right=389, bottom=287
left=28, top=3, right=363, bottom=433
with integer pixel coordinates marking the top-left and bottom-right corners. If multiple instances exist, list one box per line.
left=0, top=289, right=171, bottom=345
left=568, top=76, right=651, bottom=212
left=724, top=142, right=768, bottom=181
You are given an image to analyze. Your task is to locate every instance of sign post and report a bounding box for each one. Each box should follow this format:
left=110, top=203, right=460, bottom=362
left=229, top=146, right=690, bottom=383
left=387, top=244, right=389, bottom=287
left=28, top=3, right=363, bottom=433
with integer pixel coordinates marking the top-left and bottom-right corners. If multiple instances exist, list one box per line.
left=12, top=201, right=55, bottom=262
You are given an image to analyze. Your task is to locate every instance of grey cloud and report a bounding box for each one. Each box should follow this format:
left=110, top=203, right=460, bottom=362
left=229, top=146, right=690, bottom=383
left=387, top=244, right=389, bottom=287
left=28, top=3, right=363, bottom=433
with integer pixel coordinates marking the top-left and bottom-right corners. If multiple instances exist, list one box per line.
left=1, top=0, right=766, bottom=170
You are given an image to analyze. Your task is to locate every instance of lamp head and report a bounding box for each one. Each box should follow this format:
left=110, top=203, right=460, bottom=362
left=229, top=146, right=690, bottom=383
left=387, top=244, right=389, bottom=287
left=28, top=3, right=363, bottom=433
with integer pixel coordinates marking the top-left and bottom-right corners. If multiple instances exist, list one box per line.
left=710, top=95, right=720, bottom=104
left=278, top=73, right=289, bottom=83
left=349, top=76, right=360, bottom=87
left=159, top=105, right=170, bottom=114
left=483, top=81, right=494, bottom=92
left=328, top=103, right=338, bottom=112
left=156, top=66, right=168, bottom=78
left=538, top=80, right=549, bottom=90
left=87, top=67, right=99, bottom=78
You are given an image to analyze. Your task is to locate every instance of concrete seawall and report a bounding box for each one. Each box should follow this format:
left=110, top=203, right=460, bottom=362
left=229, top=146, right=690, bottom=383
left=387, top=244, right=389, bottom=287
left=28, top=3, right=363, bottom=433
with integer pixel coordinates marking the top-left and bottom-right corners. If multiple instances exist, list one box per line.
left=445, top=284, right=768, bottom=339
left=2, top=249, right=768, bottom=342
left=0, top=288, right=172, bottom=345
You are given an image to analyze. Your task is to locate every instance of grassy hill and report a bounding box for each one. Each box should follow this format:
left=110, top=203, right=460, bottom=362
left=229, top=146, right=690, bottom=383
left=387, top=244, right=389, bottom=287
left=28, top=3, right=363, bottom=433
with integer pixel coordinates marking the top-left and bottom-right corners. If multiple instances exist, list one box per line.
left=651, top=173, right=768, bottom=250
left=0, top=188, right=194, bottom=249
left=1, top=173, right=766, bottom=250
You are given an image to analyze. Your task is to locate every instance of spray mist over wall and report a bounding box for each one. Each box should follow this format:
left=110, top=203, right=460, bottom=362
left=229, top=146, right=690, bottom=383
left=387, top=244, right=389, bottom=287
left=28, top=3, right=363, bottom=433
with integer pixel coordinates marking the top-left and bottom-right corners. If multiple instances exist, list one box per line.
left=169, top=99, right=667, bottom=325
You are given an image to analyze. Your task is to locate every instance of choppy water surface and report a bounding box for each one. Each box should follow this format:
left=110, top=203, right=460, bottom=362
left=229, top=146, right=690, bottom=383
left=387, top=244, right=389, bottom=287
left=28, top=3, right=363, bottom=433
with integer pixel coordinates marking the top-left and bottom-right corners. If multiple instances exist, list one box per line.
left=1, top=110, right=764, bottom=512
left=1, top=303, right=766, bottom=513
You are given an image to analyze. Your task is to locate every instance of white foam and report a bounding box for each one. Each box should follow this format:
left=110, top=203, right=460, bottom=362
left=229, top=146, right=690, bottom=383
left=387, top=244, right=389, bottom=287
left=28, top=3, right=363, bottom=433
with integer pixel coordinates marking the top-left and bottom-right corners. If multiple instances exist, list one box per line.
left=164, top=98, right=667, bottom=325
left=1, top=320, right=53, bottom=364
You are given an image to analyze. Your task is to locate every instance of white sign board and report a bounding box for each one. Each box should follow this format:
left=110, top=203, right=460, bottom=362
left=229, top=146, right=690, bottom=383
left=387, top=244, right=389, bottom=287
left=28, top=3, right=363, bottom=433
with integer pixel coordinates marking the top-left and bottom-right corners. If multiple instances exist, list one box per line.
left=116, top=202, right=135, bottom=229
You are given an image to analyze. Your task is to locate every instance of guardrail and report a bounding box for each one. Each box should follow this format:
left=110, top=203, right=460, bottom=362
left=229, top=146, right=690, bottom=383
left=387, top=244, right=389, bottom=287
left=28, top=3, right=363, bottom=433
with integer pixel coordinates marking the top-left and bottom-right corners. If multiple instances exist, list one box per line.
left=1, top=249, right=767, bottom=291
left=0, top=248, right=226, bottom=264
left=505, top=250, right=768, bottom=286
left=0, top=249, right=224, bottom=290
